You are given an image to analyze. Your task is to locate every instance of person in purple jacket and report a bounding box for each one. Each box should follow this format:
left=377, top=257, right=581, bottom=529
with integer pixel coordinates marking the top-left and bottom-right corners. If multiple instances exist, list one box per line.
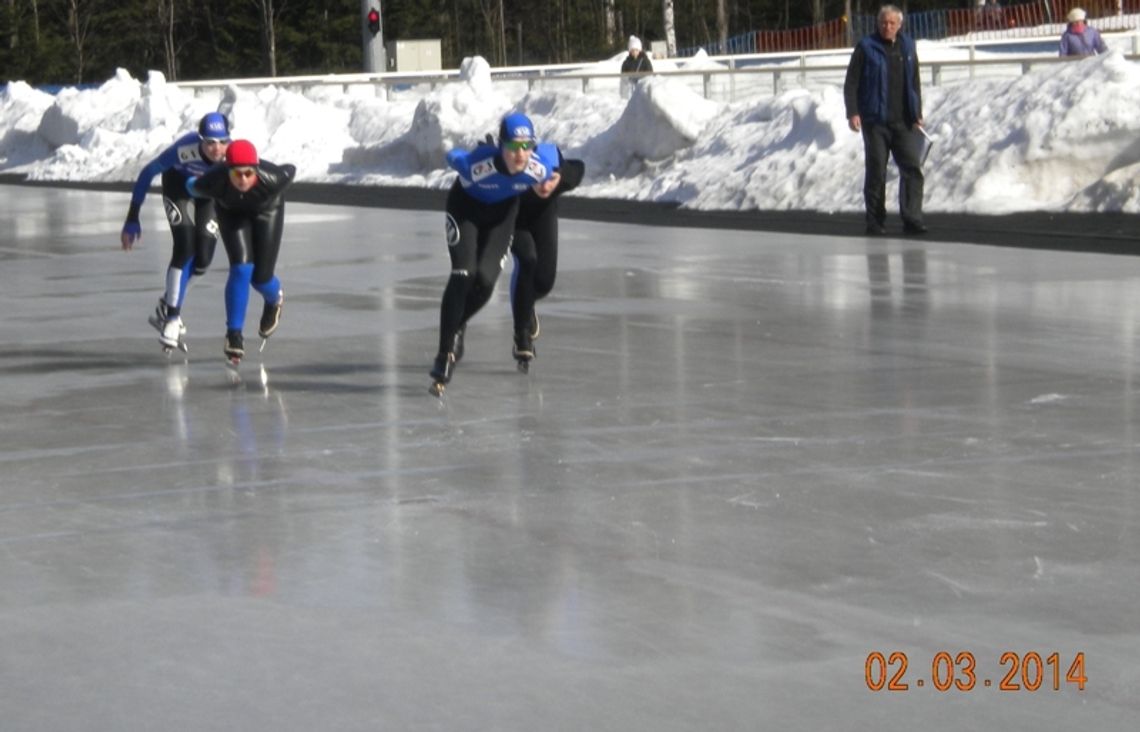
left=1059, top=8, right=1108, bottom=57
left=121, top=112, right=231, bottom=351
left=429, top=112, right=558, bottom=395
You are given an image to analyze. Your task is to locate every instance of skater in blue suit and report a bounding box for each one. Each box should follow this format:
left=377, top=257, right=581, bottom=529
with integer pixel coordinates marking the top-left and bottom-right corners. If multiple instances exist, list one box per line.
left=429, top=112, right=559, bottom=394
left=509, top=147, right=585, bottom=369
left=187, top=139, right=294, bottom=364
left=121, top=112, right=231, bottom=351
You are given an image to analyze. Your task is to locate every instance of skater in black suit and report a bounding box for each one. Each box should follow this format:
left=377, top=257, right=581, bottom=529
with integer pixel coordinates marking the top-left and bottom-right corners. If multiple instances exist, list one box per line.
left=187, top=139, right=295, bottom=363
left=509, top=148, right=585, bottom=367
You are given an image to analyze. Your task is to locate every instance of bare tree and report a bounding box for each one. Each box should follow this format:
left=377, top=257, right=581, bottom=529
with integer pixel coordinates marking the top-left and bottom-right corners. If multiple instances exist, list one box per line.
left=156, top=0, right=177, bottom=80
left=247, top=0, right=288, bottom=76
left=716, top=0, right=727, bottom=52
left=662, top=0, right=675, bottom=57
left=65, top=0, right=96, bottom=83
left=476, top=0, right=506, bottom=65
left=6, top=0, right=15, bottom=50
left=603, top=0, right=615, bottom=49
left=811, top=0, right=825, bottom=25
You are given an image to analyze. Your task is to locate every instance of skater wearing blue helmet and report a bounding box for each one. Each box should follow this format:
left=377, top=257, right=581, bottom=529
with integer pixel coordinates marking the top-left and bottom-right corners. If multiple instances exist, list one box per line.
left=429, top=111, right=559, bottom=395
left=122, top=111, right=231, bottom=352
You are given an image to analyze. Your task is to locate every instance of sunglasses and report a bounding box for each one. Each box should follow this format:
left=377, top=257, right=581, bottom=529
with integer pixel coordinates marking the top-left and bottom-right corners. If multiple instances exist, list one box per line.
left=203, top=137, right=231, bottom=145
left=503, top=140, right=535, bottom=152
left=229, top=167, right=257, bottom=180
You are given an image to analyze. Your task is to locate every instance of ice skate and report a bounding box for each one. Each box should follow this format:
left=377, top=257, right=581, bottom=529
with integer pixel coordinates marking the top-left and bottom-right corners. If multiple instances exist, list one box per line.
left=147, top=298, right=171, bottom=334
left=159, top=316, right=188, bottom=354
left=529, top=309, right=540, bottom=340
left=452, top=324, right=466, bottom=363
left=429, top=351, right=456, bottom=396
left=258, top=290, right=283, bottom=352
left=224, top=329, right=245, bottom=366
left=259, top=289, right=284, bottom=339
left=513, top=330, right=535, bottom=374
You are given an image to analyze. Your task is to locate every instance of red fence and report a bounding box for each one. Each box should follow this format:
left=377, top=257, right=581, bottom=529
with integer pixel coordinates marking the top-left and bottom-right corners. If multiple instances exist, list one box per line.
left=947, top=0, right=1140, bottom=36
left=756, top=18, right=850, bottom=53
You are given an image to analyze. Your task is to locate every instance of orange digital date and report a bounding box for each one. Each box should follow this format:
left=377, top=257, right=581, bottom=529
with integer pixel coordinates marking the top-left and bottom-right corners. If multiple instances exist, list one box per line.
left=865, top=651, right=1086, bottom=692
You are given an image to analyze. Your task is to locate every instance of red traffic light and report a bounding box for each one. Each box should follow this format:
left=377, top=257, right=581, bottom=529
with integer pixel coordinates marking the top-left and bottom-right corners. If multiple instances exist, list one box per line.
left=367, top=9, right=380, bottom=36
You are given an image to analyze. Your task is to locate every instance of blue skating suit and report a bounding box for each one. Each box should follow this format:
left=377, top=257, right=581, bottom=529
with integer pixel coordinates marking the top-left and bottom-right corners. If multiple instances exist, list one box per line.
left=130, top=131, right=218, bottom=207
left=126, top=130, right=224, bottom=327
left=445, top=141, right=559, bottom=203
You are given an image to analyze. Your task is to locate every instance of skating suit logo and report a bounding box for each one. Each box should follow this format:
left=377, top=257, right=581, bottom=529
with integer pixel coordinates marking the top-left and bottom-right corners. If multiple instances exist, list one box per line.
left=445, top=213, right=460, bottom=247
left=163, top=197, right=183, bottom=226
left=470, top=158, right=495, bottom=182
left=519, top=158, right=549, bottom=190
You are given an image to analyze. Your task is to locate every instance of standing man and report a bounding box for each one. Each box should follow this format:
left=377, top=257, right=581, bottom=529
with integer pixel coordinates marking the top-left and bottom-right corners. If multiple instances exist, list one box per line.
left=844, top=5, right=927, bottom=236
left=1059, top=8, right=1108, bottom=56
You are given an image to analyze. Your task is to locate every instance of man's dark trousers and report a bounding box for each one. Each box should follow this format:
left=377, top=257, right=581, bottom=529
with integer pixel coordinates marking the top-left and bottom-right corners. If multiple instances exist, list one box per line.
left=862, top=121, right=925, bottom=229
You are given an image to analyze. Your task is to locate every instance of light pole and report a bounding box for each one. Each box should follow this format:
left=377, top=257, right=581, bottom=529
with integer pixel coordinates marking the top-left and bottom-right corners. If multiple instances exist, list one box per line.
left=362, top=0, right=386, bottom=73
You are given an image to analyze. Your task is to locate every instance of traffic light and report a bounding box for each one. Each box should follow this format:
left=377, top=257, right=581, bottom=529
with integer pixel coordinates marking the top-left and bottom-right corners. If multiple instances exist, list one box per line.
left=367, top=9, right=380, bottom=37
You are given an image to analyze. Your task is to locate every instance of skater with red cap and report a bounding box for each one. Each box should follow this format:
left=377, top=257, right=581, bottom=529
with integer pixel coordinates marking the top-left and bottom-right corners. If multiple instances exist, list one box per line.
left=187, top=139, right=295, bottom=364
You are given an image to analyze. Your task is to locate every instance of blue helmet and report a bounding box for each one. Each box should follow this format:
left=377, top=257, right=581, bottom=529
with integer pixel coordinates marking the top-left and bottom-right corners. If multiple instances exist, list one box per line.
left=198, top=112, right=230, bottom=141
left=498, top=112, right=536, bottom=144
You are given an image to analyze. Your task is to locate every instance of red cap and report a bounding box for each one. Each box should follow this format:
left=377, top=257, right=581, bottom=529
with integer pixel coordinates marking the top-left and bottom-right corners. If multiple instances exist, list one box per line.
left=226, top=139, right=259, bottom=167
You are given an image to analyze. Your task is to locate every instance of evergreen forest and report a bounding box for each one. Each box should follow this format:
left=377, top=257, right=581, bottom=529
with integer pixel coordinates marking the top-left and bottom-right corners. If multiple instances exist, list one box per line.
left=1, top=0, right=956, bottom=85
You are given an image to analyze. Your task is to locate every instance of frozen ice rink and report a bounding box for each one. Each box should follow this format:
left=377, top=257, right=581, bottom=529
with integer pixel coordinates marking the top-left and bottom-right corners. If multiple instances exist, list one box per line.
left=1, top=183, right=1138, bottom=730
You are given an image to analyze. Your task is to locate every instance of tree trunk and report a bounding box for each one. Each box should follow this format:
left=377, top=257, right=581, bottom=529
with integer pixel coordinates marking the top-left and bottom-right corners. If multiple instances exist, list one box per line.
left=477, top=0, right=501, bottom=64
left=716, top=0, right=727, bottom=52
left=845, top=0, right=853, bottom=46
left=66, top=0, right=93, bottom=84
left=248, top=0, right=282, bottom=76
left=158, top=0, right=178, bottom=80
left=603, top=0, right=615, bottom=49
left=6, top=0, right=15, bottom=50
left=662, top=0, right=675, bottom=57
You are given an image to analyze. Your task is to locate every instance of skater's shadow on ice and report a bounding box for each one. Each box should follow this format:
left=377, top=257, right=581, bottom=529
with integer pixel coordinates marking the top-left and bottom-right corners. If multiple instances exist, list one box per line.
left=226, top=361, right=435, bottom=397
left=0, top=347, right=149, bottom=374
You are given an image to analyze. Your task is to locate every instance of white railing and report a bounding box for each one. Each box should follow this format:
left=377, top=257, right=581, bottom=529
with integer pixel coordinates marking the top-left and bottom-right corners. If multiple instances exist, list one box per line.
left=170, top=32, right=1140, bottom=106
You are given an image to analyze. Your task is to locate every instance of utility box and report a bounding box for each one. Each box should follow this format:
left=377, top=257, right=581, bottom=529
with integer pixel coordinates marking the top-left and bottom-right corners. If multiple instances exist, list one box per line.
left=650, top=41, right=668, bottom=59
left=385, top=39, right=442, bottom=72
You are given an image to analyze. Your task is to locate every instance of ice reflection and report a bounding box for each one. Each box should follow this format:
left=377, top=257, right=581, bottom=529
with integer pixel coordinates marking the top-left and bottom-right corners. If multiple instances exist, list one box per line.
left=866, top=246, right=928, bottom=319
left=217, top=365, right=289, bottom=488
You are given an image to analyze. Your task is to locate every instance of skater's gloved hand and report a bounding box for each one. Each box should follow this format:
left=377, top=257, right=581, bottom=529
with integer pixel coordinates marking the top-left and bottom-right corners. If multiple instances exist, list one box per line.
left=121, top=221, right=141, bottom=250
left=483, top=133, right=495, bottom=146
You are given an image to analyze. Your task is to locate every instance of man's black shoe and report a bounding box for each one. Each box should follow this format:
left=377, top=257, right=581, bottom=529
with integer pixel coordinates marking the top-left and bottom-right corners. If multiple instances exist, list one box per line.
left=865, top=223, right=886, bottom=235
left=903, top=222, right=928, bottom=235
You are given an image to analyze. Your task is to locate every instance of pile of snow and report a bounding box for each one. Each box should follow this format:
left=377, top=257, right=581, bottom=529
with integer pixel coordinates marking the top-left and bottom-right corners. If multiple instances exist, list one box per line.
left=4, top=43, right=1140, bottom=214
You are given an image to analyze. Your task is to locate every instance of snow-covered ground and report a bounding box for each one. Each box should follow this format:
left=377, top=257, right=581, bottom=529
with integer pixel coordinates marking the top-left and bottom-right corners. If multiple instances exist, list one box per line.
left=3, top=31, right=1140, bottom=215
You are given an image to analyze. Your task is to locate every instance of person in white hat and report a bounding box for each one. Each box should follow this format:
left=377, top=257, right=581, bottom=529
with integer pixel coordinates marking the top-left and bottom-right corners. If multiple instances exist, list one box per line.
left=1060, top=7, right=1108, bottom=56
left=621, top=35, right=653, bottom=74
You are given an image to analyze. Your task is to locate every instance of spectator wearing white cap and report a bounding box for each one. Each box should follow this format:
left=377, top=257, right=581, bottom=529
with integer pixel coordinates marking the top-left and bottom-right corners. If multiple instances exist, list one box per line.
left=1060, top=7, right=1108, bottom=56
left=621, top=35, right=653, bottom=74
